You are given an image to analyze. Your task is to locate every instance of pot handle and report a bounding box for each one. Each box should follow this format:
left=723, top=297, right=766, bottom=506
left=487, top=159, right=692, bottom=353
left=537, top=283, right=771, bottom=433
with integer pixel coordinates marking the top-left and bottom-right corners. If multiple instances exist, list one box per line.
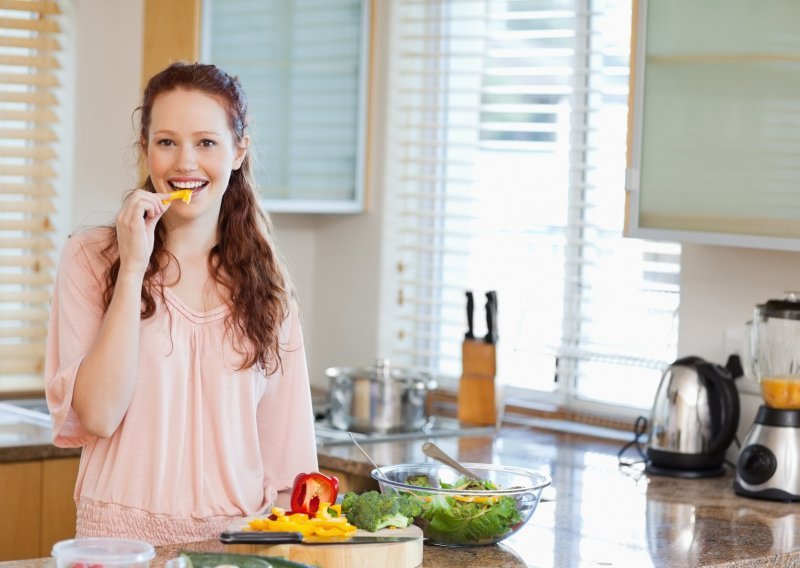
left=699, top=362, right=741, bottom=457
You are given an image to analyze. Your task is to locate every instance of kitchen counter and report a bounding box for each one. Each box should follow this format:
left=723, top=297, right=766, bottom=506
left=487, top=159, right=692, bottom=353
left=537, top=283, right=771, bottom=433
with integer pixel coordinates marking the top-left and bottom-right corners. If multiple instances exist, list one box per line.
left=3, top=408, right=800, bottom=567
left=0, top=403, right=79, bottom=462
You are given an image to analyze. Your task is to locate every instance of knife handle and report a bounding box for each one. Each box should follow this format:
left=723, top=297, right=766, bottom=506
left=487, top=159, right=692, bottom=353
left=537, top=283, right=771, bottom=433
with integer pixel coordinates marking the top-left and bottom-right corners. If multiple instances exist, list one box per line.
left=485, top=291, right=498, bottom=344
left=465, top=290, right=475, bottom=339
left=220, top=531, right=303, bottom=544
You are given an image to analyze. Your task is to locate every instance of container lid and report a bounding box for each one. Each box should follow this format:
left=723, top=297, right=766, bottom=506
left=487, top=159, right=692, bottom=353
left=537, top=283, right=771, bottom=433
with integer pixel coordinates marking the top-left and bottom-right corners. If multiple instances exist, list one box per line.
left=326, top=358, right=435, bottom=385
left=758, top=293, right=800, bottom=320
left=52, top=538, right=155, bottom=564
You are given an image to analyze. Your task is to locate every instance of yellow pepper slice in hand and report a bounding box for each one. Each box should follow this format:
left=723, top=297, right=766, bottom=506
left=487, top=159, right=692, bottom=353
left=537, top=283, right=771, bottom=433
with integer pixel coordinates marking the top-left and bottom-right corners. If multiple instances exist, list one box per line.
left=162, top=189, right=193, bottom=205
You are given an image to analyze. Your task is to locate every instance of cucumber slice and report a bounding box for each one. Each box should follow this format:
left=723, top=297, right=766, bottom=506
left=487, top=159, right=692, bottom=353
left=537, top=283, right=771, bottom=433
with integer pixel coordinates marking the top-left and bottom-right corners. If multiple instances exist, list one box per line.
left=179, top=551, right=319, bottom=568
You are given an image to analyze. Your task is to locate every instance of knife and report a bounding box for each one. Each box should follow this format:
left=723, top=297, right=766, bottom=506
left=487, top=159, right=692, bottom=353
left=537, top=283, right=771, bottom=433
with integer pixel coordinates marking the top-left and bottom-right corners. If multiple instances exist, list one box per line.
left=484, top=290, right=498, bottom=344
left=465, top=290, right=475, bottom=340
left=220, top=531, right=420, bottom=546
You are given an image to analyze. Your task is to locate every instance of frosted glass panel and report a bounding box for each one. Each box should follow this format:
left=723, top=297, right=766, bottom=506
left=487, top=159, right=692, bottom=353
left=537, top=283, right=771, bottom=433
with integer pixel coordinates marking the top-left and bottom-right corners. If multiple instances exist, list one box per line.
left=203, top=0, right=368, bottom=212
left=635, top=0, right=800, bottom=239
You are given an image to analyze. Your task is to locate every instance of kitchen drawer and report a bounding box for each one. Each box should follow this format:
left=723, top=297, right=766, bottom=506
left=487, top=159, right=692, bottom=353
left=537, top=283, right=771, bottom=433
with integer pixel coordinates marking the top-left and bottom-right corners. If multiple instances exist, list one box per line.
left=0, top=456, right=79, bottom=561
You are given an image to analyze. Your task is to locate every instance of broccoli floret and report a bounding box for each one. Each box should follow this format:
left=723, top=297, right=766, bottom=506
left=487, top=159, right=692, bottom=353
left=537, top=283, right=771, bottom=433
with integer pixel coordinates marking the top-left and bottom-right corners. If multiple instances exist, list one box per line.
left=340, top=491, right=358, bottom=513
left=341, top=490, right=416, bottom=532
left=406, top=474, right=430, bottom=487
left=397, top=493, right=424, bottom=518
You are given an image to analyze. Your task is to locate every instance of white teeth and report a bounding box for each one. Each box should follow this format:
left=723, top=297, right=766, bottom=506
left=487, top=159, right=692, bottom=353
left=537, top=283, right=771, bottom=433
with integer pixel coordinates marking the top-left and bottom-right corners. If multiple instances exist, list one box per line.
left=170, top=180, right=206, bottom=189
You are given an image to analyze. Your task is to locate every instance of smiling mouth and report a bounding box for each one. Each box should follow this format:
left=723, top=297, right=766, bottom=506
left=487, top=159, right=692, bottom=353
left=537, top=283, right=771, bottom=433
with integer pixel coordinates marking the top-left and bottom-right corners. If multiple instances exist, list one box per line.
left=168, top=180, right=208, bottom=192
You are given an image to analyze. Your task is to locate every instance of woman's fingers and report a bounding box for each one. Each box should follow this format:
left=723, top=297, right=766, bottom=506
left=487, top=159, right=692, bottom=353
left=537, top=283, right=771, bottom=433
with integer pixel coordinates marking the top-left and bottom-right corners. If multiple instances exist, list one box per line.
left=119, top=189, right=167, bottom=224
left=116, top=189, right=169, bottom=273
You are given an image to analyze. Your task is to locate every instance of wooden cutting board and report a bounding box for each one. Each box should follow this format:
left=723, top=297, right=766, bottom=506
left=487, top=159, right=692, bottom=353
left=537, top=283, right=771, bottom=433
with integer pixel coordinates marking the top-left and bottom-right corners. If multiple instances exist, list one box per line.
left=223, top=524, right=424, bottom=568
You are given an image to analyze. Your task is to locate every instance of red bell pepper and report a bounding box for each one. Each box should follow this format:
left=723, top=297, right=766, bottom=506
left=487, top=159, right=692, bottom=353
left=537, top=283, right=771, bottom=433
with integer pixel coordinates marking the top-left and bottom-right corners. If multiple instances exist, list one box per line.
left=290, top=472, right=339, bottom=514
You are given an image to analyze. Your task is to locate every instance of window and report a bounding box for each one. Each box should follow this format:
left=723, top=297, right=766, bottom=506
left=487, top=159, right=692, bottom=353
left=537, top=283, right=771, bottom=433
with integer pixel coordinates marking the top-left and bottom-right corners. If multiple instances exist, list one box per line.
left=382, top=0, right=681, bottom=417
left=202, top=0, right=371, bottom=213
left=0, top=1, right=66, bottom=382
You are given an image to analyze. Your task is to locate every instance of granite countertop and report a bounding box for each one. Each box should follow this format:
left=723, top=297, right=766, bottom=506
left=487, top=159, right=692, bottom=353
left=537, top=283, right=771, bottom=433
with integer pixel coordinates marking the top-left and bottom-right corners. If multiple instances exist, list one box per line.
left=0, top=403, right=79, bottom=462
left=3, top=407, right=800, bottom=567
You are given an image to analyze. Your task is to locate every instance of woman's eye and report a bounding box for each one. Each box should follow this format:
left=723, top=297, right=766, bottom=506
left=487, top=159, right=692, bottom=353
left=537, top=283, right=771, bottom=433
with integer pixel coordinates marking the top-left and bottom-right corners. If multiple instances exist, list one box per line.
left=156, top=139, right=175, bottom=147
left=200, top=139, right=217, bottom=148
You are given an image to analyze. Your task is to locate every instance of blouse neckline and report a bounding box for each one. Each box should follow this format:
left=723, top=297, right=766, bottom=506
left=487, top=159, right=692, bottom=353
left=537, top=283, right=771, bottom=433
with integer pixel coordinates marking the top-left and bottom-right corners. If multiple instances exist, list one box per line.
left=162, top=286, right=230, bottom=323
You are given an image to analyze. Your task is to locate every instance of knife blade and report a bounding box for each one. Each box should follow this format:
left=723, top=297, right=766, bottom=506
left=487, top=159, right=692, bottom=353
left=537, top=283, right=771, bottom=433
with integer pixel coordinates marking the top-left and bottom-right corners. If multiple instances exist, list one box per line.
left=465, top=290, right=475, bottom=340
left=219, top=531, right=420, bottom=546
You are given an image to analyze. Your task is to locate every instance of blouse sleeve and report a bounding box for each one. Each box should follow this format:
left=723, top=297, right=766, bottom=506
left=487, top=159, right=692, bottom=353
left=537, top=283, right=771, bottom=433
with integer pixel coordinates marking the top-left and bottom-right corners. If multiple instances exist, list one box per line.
left=44, top=232, right=107, bottom=448
left=257, top=301, right=319, bottom=504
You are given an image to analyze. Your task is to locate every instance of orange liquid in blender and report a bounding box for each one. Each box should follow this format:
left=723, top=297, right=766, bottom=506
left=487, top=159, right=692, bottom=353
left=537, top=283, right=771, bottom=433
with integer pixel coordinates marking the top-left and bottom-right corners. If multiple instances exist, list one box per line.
left=761, top=375, right=800, bottom=409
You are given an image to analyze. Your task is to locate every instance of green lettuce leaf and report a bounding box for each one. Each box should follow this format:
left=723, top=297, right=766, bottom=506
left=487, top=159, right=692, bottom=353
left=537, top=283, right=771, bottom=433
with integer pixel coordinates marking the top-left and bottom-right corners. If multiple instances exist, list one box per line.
left=420, top=494, right=522, bottom=544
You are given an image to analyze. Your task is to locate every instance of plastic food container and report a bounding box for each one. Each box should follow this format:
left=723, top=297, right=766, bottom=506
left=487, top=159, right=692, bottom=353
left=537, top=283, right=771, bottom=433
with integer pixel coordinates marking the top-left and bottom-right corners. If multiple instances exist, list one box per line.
left=52, top=537, right=155, bottom=568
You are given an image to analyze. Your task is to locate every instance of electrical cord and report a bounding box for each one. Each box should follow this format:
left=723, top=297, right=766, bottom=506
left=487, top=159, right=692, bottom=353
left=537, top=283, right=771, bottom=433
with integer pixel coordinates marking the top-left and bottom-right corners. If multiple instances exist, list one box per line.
left=617, top=415, right=649, bottom=468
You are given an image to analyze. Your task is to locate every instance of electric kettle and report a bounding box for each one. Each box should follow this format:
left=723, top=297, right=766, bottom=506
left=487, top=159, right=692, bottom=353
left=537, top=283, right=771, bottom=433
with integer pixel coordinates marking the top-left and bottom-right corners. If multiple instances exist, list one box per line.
left=646, top=355, right=741, bottom=478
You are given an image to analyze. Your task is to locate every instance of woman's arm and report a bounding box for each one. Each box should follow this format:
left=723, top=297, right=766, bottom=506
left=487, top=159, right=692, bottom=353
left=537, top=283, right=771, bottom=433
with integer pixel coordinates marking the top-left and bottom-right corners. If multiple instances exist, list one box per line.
left=258, top=303, right=319, bottom=505
left=71, top=190, right=168, bottom=438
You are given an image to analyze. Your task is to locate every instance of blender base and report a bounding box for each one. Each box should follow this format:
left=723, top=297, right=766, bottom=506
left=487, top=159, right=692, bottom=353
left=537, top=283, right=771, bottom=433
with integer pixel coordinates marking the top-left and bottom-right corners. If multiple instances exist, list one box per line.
left=734, top=406, right=800, bottom=501
left=733, top=480, right=800, bottom=502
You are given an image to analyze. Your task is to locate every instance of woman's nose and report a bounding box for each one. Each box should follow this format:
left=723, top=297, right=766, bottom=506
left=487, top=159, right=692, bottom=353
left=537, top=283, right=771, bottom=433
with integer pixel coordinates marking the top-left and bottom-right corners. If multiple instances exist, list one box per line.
left=175, top=145, right=197, bottom=171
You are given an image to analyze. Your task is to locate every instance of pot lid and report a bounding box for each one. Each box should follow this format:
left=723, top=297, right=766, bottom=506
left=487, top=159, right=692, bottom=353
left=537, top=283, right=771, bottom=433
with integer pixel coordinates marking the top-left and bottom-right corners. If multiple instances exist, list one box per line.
left=758, top=292, right=800, bottom=320
left=325, top=358, right=435, bottom=385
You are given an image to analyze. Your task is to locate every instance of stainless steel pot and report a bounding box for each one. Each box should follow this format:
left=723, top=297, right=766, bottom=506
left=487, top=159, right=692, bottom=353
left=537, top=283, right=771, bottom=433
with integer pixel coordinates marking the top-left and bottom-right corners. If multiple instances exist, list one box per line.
left=326, top=359, right=437, bottom=433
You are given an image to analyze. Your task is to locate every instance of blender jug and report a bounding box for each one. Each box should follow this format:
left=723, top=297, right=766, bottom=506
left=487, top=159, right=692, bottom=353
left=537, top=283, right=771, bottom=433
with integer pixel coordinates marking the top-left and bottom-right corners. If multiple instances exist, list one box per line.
left=752, top=293, right=800, bottom=409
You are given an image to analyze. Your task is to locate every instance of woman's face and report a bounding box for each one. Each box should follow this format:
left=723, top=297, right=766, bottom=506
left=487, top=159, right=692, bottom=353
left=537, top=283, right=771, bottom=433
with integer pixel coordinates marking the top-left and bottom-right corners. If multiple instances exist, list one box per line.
left=144, top=88, right=248, bottom=222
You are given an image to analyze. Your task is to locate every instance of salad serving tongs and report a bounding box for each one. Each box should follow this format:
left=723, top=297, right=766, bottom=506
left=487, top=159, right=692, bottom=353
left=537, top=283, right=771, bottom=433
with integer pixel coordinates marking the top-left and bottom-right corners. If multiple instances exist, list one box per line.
left=421, top=441, right=482, bottom=482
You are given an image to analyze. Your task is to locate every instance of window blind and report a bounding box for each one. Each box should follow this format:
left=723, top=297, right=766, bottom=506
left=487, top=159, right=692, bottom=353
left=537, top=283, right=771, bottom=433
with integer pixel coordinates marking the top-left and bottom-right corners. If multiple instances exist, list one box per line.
left=0, top=0, right=62, bottom=378
left=203, top=0, right=369, bottom=212
left=385, top=0, right=681, bottom=412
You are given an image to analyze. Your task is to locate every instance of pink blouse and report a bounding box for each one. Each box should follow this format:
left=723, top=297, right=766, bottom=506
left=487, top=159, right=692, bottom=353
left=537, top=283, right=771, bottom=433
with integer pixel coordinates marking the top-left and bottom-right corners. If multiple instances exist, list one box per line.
left=44, top=228, right=318, bottom=545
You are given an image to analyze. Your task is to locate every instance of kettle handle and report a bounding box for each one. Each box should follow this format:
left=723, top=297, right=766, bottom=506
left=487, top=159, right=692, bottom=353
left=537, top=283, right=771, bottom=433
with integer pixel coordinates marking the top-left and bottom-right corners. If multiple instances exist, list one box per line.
left=698, top=363, right=741, bottom=456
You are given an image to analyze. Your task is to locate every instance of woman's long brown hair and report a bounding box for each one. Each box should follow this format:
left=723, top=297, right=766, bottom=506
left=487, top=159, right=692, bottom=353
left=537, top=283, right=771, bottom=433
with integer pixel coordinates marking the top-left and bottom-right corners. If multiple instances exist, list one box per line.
left=101, top=61, right=290, bottom=373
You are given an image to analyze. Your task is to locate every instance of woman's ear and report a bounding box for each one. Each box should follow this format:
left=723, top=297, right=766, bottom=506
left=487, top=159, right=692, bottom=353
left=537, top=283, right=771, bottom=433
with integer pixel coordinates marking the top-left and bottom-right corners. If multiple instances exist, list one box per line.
left=233, top=134, right=250, bottom=170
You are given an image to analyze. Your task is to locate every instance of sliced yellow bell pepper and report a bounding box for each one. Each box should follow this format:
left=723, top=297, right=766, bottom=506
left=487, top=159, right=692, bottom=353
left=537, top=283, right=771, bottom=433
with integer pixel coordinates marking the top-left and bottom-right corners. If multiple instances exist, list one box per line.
left=247, top=505, right=357, bottom=538
left=162, top=189, right=193, bottom=205
left=453, top=495, right=499, bottom=504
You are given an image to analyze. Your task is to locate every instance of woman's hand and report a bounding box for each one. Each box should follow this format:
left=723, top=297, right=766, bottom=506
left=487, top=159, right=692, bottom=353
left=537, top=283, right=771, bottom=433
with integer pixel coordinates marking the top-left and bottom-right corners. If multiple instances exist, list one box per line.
left=115, top=189, right=169, bottom=275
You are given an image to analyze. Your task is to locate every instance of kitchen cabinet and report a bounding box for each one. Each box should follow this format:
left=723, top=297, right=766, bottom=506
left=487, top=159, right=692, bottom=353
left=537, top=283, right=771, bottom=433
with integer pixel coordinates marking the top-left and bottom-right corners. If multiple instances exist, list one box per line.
left=0, top=457, right=79, bottom=561
left=201, top=0, right=373, bottom=213
left=625, top=0, right=800, bottom=250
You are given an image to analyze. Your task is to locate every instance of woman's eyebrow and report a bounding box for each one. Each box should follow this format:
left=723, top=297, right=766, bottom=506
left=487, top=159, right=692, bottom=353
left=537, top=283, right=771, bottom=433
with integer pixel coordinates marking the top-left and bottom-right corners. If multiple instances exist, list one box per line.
left=151, top=130, right=223, bottom=136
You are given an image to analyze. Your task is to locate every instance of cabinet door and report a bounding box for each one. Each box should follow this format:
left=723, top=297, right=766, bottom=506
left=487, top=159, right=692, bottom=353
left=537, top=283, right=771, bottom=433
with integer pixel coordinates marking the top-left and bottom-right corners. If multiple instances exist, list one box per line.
left=202, top=0, right=373, bottom=213
left=0, top=461, right=42, bottom=561
left=626, top=0, right=800, bottom=250
left=40, top=457, right=80, bottom=556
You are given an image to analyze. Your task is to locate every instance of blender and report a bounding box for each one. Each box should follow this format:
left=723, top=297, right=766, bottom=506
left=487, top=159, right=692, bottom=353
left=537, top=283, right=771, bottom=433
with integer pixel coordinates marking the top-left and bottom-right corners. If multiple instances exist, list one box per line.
left=734, top=294, right=800, bottom=501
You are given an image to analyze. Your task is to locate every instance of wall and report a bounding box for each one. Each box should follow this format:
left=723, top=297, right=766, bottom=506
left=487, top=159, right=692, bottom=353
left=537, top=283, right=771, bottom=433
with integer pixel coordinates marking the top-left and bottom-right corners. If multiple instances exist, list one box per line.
left=70, top=0, right=143, bottom=229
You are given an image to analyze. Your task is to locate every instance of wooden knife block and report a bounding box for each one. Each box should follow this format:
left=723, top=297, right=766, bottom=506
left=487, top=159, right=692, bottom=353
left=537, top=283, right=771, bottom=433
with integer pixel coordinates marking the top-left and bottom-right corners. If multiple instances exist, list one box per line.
left=457, top=340, right=496, bottom=426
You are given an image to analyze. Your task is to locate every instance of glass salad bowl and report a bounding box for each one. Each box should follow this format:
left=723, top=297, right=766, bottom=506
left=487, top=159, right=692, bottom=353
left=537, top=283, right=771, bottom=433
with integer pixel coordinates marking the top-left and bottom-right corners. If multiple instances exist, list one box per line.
left=371, top=462, right=551, bottom=547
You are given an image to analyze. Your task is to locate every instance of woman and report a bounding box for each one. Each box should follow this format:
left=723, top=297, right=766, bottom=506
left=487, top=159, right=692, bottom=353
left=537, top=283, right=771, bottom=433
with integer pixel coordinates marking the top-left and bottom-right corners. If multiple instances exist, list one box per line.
left=45, top=62, right=318, bottom=545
